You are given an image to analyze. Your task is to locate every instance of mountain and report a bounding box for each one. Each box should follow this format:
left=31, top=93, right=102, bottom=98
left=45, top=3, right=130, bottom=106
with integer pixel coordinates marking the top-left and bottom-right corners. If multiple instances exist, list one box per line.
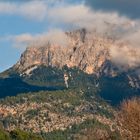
left=14, top=28, right=140, bottom=75
left=0, top=28, right=139, bottom=104
left=14, top=29, right=110, bottom=74
left=0, top=29, right=140, bottom=139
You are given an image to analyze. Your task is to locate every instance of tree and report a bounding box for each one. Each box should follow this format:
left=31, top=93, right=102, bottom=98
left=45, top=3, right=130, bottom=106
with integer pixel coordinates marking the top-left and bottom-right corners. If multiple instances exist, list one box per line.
left=117, top=97, right=140, bottom=140
left=0, top=125, right=10, bottom=140
left=10, top=129, right=43, bottom=140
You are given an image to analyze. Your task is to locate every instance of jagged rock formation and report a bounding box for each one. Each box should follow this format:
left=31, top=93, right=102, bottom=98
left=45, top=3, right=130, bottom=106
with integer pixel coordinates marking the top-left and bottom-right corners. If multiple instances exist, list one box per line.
left=13, top=29, right=140, bottom=89
left=14, top=29, right=113, bottom=74
left=0, top=29, right=139, bottom=106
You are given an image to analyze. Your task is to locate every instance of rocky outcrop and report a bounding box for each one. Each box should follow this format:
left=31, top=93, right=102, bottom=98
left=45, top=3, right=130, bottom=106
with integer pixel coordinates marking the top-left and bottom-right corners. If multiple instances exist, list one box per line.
left=15, top=29, right=113, bottom=74
left=14, top=28, right=140, bottom=82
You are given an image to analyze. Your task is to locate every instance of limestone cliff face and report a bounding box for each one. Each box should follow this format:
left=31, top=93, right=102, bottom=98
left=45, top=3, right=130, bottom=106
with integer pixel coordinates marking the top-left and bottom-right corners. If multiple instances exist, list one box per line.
left=15, top=29, right=113, bottom=74
left=14, top=29, right=140, bottom=78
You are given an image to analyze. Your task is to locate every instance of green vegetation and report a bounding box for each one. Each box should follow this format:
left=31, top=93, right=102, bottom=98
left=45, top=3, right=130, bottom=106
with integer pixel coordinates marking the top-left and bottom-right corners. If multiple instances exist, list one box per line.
left=0, top=119, right=120, bottom=140
left=10, top=129, right=43, bottom=140
left=0, top=67, right=18, bottom=79
left=1, top=65, right=139, bottom=106
left=0, top=88, right=113, bottom=117
left=0, top=128, right=43, bottom=140
left=24, top=66, right=65, bottom=87
left=0, top=65, right=138, bottom=139
left=0, top=129, right=10, bottom=140
left=99, top=74, right=140, bottom=106
left=40, top=119, right=120, bottom=140
left=25, top=109, right=40, bottom=119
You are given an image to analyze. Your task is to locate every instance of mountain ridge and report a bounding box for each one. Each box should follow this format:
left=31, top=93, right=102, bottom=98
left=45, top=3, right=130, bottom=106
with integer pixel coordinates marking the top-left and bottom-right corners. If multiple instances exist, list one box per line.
left=14, top=29, right=112, bottom=74
left=0, top=28, right=140, bottom=105
left=13, top=29, right=140, bottom=76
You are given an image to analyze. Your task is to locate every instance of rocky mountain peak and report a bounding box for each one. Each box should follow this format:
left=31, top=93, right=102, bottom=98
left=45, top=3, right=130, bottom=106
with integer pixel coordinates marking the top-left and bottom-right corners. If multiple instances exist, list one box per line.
left=15, top=30, right=113, bottom=74
left=14, top=29, right=140, bottom=79
left=66, top=28, right=87, bottom=43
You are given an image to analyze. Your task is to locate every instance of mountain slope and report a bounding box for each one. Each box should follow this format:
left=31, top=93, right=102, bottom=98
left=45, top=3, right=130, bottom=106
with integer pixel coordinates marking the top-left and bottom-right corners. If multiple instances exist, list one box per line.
left=0, top=29, right=140, bottom=105
left=0, top=29, right=140, bottom=140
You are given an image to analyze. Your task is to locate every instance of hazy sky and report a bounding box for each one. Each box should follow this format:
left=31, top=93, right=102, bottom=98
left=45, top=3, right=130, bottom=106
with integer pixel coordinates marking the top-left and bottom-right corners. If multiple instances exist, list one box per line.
left=0, top=0, right=139, bottom=72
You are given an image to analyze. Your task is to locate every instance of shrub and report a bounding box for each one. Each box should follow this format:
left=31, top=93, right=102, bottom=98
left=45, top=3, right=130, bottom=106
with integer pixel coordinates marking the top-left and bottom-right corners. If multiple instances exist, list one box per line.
left=117, top=97, right=140, bottom=139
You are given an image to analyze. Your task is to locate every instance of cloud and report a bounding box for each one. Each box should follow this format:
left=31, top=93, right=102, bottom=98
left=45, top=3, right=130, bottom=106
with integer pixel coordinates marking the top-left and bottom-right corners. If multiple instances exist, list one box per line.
left=0, top=1, right=139, bottom=46
left=1, top=2, right=139, bottom=47
left=48, top=4, right=136, bottom=35
left=0, top=0, right=80, bottom=21
left=19, top=1, right=47, bottom=21
left=85, top=0, right=140, bottom=19
left=45, top=29, right=69, bottom=47
left=110, top=44, right=140, bottom=70
left=123, top=30, right=140, bottom=48
left=0, top=2, right=16, bottom=14
left=0, top=0, right=140, bottom=70
left=7, top=29, right=69, bottom=48
left=48, top=4, right=90, bottom=24
left=47, top=3, right=140, bottom=69
left=14, top=34, right=34, bottom=43
left=109, top=28, right=140, bottom=69
left=0, top=1, right=137, bottom=31
left=0, top=1, right=47, bottom=21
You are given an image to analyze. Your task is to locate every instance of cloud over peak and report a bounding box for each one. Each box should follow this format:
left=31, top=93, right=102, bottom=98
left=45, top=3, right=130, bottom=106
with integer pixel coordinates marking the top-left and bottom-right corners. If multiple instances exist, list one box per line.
left=8, top=29, right=69, bottom=48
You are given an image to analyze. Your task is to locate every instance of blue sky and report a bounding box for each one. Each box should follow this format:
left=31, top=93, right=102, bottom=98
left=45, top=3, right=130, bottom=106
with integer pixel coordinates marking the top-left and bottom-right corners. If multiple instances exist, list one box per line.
left=0, top=1, right=57, bottom=71
left=0, top=0, right=82, bottom=72
left=0, top=0, right=139, bottom=72
left=0, top=15, right=48, bottom=71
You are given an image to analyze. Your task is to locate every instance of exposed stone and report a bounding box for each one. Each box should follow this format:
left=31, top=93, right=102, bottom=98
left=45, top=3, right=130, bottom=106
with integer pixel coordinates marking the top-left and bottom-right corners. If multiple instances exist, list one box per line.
left=15, top=29, right=112, bottom=74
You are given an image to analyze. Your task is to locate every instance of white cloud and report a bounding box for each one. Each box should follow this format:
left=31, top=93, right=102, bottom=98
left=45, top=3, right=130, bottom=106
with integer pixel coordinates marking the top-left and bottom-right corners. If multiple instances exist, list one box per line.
left=7, top=29, right=69, bottom=48
left=45, top=29, right=69, bottom=47
left=123, top=29, right=140, bottom=48
left=14, top=34, right=34, bottom=43
left=0, top=2, right=16, bottom=14
left=0, top=1, right=81, bottom=21
left=48, top=4, right=90, bottom=24
left=47, top=3, right=140, bottom=69
left=110, top=44, right=140, bottom=69
left=0, top=0, right=140, bottom=70
left=48, top=4, right=137, bottom=35
left=0, top=1, right=140, bottom=48
left=0, top=1, right=137, bottom=30
left=0, top=1, right=47, bottom=21
left=19, top=1, right=47, bottom=21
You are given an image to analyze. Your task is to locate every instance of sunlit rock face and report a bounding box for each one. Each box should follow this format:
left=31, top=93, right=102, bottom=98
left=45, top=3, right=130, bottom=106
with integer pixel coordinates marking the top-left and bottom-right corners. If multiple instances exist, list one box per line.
left=14, top=29, right=140, bottom=77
